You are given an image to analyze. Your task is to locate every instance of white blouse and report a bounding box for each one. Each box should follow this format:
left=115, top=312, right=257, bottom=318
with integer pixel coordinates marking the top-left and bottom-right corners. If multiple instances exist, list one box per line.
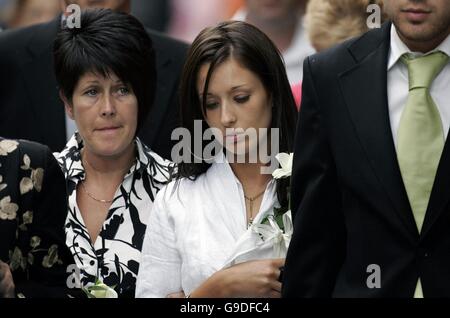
left=136, top=155, right=282, bottom=298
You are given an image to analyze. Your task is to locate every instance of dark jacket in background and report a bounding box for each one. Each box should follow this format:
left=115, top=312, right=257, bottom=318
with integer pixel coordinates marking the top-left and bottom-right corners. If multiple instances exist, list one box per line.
left=0, top=138, right=78, bottom=297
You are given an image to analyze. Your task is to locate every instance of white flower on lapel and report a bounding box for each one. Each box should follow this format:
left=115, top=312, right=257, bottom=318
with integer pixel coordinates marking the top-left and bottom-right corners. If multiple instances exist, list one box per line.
left=0, top=140, right=19, bottom=156
left=252, top=211, right=293, bottom=258
left=0, top=196, right=19, bottom=220
left=272, top=153, right=293, bottom=179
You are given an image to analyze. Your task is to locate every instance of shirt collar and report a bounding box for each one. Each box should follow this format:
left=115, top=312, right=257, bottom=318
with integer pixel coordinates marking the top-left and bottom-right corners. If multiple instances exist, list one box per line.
left=211, top=151, right=276, bottom=189
left=388, top=24, right=450, bottom=71
left=58, top=132, right=173, bottom=183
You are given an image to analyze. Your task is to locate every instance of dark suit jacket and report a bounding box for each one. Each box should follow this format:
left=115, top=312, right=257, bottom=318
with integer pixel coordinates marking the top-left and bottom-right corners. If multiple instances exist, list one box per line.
left=0, top=138, right=77, bottom=297
left=0, top=17, right=188, bottom=159
left=282, top=22, right=450, bottom=298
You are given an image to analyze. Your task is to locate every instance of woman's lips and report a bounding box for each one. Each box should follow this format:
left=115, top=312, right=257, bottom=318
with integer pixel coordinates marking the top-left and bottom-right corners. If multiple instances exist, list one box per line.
left=96, top=127, right=121, bottom=134
left=225, top=134, right=243, bottom=143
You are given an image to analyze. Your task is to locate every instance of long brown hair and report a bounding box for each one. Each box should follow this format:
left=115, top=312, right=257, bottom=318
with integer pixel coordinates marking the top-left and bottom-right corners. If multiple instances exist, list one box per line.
left=177, top=20, right=298, bottom=209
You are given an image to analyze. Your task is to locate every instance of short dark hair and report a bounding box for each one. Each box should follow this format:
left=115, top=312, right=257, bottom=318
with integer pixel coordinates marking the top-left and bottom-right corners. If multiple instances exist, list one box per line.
left=53, top=9, right=156, bottom=135
left=177, top=21, right=298, bottom=209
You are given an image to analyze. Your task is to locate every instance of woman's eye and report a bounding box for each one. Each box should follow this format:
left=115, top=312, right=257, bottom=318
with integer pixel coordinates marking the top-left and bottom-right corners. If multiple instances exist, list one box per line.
left=85, top=89, right=98, bottom=97
left=234, top=95, right=250, bottom=104
left=205, top=101, right=219, bottom=109
left=118, top=87, right=130, bottom=96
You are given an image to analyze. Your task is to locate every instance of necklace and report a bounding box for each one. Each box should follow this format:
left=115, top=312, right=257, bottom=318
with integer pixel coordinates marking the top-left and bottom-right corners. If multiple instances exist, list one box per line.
left=80, top=181, right=114, bottom=204
left=244, top=189, right=266, bottom=228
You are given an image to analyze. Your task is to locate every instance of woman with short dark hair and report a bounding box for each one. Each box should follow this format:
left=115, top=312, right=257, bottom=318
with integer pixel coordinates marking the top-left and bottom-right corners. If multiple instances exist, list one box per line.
left=136, top=21, right=297, bottom=298
left=53, top=9, right=173, bottom=298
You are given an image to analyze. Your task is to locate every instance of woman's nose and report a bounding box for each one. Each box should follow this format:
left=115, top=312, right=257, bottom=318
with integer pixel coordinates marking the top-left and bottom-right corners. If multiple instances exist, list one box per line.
left=100, top=95, right=116, bottom=117
left=220, top=104, right=236, bottom=127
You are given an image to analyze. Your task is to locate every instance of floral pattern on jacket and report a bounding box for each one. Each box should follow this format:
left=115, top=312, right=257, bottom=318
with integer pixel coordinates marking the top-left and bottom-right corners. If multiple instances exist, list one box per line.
left=0, top=138, right=74, bottom=298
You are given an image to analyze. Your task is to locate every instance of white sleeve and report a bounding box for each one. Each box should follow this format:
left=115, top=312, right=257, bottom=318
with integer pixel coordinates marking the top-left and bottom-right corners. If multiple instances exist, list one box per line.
left=135, top=186, right=182, bottom=298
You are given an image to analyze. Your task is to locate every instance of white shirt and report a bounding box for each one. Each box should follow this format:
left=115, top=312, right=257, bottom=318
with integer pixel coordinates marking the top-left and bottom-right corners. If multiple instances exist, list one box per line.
left=232, top=9, right=314, bottom=84
left=135, top=154, right=281, bottom=298
left=387, top=25, right=450, bottom=148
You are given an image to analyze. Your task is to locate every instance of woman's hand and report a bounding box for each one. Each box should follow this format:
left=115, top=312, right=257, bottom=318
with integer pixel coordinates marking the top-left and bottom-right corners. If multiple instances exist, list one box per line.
left=191, top=258, right=285, bottom=298
left=0, top=261, right=15, bottom=298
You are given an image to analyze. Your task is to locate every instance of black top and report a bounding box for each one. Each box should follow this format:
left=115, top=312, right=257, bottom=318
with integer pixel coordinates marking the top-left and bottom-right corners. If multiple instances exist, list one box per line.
left=0, top=138, right=79, bottom=297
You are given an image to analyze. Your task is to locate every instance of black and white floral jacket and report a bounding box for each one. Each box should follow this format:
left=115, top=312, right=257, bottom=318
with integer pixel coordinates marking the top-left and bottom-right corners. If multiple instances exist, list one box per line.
left=55, top=133, right=173, bottom=298
left=0, top=138, right=75, bottom=298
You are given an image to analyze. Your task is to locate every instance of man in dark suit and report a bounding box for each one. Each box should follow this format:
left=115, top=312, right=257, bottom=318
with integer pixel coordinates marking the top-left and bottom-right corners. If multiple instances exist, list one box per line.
left=283, top=0, right=450, bottom=297
left=0, top=0, right=188, bottom=159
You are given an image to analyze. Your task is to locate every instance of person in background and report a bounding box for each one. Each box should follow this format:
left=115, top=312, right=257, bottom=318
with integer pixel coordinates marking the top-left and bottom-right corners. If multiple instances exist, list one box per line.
left=0, top=0, right=13, bottom=31
left=6, top=0, right=60, bottom=29
left=233, top=0, right=314, bottom=85
left=304, top=0, right=386, bottom=52
left=167, top=0, right=244, bottom=43
left=54, top=9, right=174, bottom=298
left=131, top=0, right=170, bottom=32
left=292, top=0, right=386, bottom=110
left=0, top=0, right=188, bottom=160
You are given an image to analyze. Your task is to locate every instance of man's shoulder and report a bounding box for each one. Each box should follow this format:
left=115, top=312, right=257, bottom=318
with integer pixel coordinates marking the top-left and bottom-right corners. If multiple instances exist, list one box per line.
left=0, top=139, right=52, bottom=176
left=0, top=21, right=48, bottom=51
left=0, top=18, right=58, bottom=57
left=307, top=23, right=391, bottom=75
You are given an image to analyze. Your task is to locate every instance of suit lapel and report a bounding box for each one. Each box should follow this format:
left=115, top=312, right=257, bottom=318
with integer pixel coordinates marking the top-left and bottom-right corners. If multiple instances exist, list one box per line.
left=21, top=18, right=66, bottom=151
left=338, top=23, right=419, bottom=239
left=421, top=130, right=450, bottom=237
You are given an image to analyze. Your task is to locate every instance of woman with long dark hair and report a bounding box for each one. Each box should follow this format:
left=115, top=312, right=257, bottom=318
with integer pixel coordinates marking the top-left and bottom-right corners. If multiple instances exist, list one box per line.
left=136, top=21, right=297, bottom=298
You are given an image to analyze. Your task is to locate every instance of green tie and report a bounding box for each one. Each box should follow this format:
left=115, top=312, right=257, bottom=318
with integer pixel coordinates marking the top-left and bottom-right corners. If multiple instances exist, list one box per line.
left=397, top=51, right=449, bottom=233
left=397, top=51, right=449, bottom=299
